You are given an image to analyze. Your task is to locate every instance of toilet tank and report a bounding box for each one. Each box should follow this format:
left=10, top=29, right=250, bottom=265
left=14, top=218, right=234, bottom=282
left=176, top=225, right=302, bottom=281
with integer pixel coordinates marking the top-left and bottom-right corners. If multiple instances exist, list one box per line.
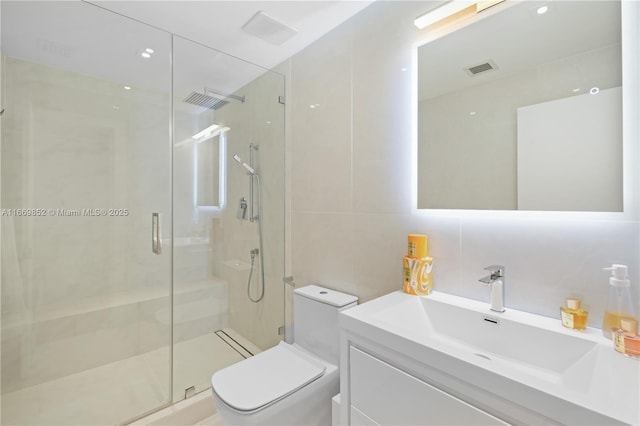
left=293, top=285, right=358, bottom=365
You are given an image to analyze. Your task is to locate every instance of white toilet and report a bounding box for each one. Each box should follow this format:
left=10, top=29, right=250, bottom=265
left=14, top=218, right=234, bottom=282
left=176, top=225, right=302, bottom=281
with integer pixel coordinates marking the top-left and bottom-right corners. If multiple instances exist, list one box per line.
left=211, top=284, right=358, bottom=425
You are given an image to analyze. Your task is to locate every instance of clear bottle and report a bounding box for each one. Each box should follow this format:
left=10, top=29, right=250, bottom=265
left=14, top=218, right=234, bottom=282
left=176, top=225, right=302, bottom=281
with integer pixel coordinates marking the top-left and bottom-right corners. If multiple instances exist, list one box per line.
left=560, top=298, right=588, bottom=331
left=602, top=264, right=636, bottom=339
left=613, top=318, right=640, bottom=358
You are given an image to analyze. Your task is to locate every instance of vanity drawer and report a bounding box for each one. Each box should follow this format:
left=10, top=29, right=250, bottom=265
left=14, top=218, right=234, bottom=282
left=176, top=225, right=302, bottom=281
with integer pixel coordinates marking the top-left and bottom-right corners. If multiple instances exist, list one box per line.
left=349, top=346, right=509, bottom=425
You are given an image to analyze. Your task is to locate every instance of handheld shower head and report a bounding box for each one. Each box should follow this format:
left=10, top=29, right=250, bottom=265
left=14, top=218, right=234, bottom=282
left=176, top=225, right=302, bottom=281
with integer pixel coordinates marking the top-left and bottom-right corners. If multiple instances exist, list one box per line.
left=233, top=154, right=256, bottom=175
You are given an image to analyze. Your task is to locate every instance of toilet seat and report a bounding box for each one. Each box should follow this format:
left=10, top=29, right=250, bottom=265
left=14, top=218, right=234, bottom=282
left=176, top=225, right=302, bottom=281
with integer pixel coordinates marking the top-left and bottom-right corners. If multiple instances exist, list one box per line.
left=211, top=342, right=326, bottom=413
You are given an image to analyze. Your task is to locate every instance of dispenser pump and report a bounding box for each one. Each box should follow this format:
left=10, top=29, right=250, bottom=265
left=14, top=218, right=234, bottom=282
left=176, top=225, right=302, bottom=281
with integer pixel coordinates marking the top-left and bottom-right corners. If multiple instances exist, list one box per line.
left=604, top=264, right=630, bottom=287
left=602, top=264, right=636, bottom=339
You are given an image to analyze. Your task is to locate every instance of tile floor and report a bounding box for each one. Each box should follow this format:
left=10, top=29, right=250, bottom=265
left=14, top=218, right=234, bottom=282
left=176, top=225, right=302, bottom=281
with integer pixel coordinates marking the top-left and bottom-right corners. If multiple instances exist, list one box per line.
left=2, top=331, right=255, bottom=425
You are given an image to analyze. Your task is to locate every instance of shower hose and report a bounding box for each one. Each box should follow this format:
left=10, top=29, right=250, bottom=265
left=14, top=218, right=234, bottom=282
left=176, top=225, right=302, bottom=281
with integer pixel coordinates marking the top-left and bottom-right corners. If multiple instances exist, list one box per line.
left=247, top=174, right=265, bottom=303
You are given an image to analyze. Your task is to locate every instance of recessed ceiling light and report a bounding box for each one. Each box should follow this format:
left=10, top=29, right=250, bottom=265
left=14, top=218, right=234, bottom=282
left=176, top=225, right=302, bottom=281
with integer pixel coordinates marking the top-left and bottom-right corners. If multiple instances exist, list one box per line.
left=590, top=87, right=600, bottom=95
left=145, top=48, right=154, bottom=54
left=123, top=86, right=131, bottom=90
left=141, top=52, right=151, bottom=58
left=537, top=6, right=548, bottom=15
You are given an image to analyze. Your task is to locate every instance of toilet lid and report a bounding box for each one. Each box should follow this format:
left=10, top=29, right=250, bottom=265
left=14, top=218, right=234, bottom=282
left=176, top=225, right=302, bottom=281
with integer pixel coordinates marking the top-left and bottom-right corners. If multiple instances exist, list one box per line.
left=211, top=342, right=326, bottom=412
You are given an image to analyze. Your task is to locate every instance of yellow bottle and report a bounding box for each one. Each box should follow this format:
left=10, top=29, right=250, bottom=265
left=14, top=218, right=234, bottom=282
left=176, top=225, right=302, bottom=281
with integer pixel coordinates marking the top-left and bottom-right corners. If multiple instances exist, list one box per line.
left=403, top=234, right=433, bottom=295
left=407, top=234, right=428, bottom=258
left=560, top=298, right=588, bottom=331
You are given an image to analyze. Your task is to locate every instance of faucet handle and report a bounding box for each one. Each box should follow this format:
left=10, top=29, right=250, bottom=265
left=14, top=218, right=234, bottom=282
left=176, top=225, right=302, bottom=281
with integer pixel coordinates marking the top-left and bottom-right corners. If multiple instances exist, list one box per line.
left=483, top=265, right=505, bottom=277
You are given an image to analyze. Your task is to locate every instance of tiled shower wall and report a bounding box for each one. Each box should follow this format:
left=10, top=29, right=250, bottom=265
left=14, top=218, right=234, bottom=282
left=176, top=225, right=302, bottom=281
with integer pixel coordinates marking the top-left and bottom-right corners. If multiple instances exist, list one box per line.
left=284, top=1, right=639, bottom=327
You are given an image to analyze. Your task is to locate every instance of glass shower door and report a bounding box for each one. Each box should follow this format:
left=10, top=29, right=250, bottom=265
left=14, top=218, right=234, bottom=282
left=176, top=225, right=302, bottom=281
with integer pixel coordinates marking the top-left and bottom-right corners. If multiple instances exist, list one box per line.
left=172, top=36, right=285, bottom=400
left=1, top=2, right=172, bottom=424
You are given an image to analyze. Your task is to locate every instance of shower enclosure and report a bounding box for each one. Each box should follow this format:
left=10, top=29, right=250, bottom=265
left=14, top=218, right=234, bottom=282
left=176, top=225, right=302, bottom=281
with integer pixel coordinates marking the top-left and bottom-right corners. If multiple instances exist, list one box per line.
left=0, top=2, right=285, bottom=424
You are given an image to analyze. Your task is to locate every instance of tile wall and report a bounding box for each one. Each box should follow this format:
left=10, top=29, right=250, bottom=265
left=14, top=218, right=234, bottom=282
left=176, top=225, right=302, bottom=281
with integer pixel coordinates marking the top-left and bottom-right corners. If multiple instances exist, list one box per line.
left=284, top=1, right=639, bottom=328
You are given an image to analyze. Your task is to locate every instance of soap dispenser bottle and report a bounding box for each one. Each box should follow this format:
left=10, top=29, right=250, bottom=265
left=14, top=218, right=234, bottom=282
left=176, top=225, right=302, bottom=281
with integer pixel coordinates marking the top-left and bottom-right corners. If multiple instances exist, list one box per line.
left=602, top=264, right=637, bottom=339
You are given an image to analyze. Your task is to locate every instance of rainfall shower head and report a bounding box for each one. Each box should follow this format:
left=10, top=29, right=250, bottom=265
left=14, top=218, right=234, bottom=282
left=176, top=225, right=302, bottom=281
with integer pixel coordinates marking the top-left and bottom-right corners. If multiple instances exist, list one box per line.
left=183, top=91, right=229, bottom=110
left=233, top=154, right=256, bottom=175
left=183, top=87, right=245, bottom=111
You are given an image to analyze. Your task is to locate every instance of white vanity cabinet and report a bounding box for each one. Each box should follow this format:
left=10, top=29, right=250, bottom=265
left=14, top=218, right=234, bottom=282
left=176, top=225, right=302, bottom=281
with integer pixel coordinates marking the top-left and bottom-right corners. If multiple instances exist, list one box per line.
left=338, top=291, right=636, bottom=426
left=349, top=346, right=508, bottom=425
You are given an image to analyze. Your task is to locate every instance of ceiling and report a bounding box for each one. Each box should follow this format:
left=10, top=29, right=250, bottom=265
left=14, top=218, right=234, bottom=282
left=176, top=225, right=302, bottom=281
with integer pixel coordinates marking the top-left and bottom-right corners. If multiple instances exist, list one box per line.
left=91, top=0, right=374, bottom=70
left=1, top=0, right=373, bottom=101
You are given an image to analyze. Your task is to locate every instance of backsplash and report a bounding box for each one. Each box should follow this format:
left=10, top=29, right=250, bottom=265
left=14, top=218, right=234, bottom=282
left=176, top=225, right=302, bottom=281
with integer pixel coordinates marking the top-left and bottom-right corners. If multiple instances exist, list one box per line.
left=283, top=1, right=639, bottom=328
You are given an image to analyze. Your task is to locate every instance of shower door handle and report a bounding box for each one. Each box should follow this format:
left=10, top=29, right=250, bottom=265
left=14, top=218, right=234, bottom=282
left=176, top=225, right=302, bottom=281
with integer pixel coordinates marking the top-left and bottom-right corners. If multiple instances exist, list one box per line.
left=152, top=213, right=162, bottom=255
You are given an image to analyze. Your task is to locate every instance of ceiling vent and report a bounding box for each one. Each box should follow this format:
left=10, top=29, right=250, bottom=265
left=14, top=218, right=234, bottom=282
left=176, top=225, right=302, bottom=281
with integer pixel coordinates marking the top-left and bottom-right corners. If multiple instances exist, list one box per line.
left=464, top=60, right=498, bottom=76
left=242, top=11, right=298, bottom=45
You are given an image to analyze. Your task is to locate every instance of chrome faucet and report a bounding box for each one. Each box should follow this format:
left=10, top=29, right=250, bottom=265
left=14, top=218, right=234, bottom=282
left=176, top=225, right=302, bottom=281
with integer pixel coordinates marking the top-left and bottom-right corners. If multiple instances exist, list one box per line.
left=479, top=265, right=505, bottom=313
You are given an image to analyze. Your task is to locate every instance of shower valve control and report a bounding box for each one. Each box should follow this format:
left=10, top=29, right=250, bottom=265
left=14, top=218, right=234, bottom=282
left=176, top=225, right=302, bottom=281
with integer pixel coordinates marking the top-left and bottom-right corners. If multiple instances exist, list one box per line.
left=237, top=197, right=248, bottom=220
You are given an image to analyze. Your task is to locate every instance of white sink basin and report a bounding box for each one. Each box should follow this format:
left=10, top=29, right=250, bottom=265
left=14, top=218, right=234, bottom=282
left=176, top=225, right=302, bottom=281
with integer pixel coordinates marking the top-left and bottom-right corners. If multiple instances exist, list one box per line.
left=416, top=294, right=598, bottom=376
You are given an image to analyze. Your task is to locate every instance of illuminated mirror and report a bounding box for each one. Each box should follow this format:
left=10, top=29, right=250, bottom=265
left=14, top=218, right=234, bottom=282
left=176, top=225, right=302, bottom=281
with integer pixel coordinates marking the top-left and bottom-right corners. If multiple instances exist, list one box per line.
left=417, top=1, right=623, bottom=211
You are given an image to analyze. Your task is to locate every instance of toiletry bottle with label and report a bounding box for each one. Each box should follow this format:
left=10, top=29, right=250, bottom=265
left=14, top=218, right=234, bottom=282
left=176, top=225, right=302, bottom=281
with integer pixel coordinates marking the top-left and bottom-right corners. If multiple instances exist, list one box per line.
left=560, top=298, right=588, bottom=331
left=403, top=234, right=433, bottom=295
left=613, top=318, right=640, bottom=358
left=602, top=264, right=636, bottom=339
